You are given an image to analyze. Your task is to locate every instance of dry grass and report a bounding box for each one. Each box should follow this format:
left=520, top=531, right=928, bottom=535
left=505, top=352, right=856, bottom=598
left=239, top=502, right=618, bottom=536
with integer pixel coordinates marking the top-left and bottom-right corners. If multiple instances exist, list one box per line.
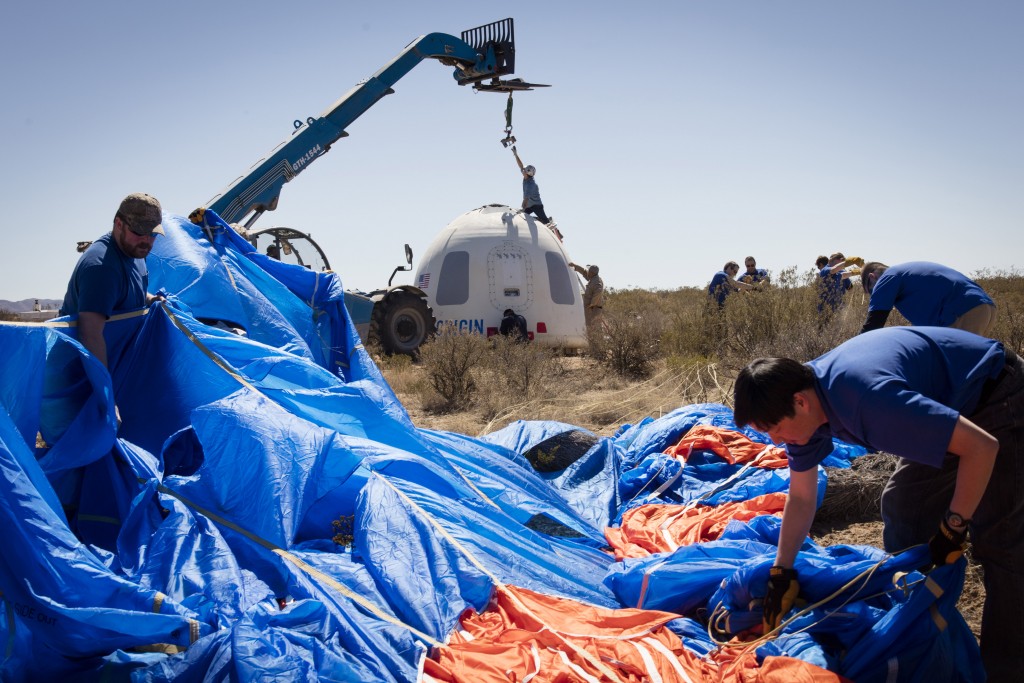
left=393, top=354, right=733, bottom=437
left=375, top=269, right=1024, bottom=640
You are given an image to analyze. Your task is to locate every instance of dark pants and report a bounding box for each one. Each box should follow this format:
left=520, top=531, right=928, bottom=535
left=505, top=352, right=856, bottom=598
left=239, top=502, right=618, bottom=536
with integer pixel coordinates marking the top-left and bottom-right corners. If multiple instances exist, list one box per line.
left=524, top=204, right=550, bottom=224
left=881, top=351, right=1024, bottom=682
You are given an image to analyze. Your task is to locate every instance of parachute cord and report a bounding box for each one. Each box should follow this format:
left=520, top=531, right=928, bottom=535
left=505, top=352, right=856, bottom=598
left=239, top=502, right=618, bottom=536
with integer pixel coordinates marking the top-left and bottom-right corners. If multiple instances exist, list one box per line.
left=705, top=550, right=929, bottom=652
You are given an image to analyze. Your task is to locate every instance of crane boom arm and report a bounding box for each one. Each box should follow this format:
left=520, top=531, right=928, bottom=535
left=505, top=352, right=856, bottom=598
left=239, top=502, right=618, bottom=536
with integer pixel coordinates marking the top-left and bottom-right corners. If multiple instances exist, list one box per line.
left=205, top=20, right=518, bottom=226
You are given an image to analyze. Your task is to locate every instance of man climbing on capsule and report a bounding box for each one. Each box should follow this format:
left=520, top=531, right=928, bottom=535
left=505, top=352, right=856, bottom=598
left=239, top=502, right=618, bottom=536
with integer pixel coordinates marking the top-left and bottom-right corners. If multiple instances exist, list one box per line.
left=512, top=146, right=562, bottom=240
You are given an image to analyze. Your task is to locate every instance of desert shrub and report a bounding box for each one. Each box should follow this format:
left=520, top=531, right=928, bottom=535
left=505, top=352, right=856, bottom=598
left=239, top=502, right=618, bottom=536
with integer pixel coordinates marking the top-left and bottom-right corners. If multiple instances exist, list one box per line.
left=658, top=289, right=722, bottom=359
left=331, top=515, right=355, bottom=548
left=992, top=301, right=1024, bottom=355
left=417, top=329, right=487, bottom=413
left=728, top=266, right=867, bottom=362
left=588, top=293, right=665, bottom=378
left=630, top=267, right=868, bottom=369
left=476, top=335, right=557, bottom=417
left=976, top=268, right=1024, bottom=354
left=404, top=269, right=1024, bottom=429
left=0, top=308, right=18, bottom=322
left=373, top=352, right=428, bottom=395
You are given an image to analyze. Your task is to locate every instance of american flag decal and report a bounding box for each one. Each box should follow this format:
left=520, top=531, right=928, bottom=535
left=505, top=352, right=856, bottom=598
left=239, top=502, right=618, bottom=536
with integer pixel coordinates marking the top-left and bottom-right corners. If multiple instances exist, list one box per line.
left=417, top=272, right=431, bottom=288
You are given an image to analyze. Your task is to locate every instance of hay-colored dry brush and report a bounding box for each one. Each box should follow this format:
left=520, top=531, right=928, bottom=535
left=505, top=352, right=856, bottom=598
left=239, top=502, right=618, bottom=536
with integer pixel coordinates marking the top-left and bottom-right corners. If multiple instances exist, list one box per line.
left=416, top=328, right=488, bottom=413
left=388, top=268, right=1024, bottom=431
left=975, top=268, right=1024, bottom=354
left=587, top=299, right=665, bottom=379
left=475, top=335, right=558, bottom=420
left=373, top=352, right=426, bottom=396
left=715, top=267, right=869, bottom=366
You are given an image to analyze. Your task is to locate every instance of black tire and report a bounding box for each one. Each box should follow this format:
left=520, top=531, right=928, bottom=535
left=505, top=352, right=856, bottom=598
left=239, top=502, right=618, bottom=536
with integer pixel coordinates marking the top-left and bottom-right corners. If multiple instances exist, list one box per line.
left=370, top=291, right=435, bottom=357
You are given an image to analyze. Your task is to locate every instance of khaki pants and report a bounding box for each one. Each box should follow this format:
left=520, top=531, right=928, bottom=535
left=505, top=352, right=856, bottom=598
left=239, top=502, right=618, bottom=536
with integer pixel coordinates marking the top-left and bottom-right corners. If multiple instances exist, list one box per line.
left=950, top=303, right=998, bottom=337
left=585, top=306, right=604, bottom=335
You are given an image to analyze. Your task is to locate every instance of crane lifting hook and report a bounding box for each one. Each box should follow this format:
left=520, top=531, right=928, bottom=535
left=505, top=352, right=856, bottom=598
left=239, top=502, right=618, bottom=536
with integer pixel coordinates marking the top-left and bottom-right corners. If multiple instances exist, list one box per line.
left=500, top=92, right=516, bottom=148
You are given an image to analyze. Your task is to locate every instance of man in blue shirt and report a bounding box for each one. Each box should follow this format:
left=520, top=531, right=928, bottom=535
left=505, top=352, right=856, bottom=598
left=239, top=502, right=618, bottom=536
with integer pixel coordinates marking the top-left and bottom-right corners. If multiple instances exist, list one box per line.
left=60, top=193, right=165, bottom=368
left=859, top=261, right=996, bottom=336
left=733, top=327, right=1023, bottom=680
left=708, top=261, right=752, bottom=309
left=816, top=253, right=859, bottom=315
left=739, top=256, right=770, bottom=287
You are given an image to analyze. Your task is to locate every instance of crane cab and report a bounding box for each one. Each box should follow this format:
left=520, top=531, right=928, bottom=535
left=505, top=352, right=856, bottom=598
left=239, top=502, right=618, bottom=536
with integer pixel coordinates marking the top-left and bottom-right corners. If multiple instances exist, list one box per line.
left=413, top=205, right=587, bottom=349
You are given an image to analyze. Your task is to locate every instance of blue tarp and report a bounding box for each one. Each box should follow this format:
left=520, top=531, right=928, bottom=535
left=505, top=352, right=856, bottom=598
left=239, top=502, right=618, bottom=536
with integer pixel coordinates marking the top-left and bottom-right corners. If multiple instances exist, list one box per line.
left=0, top=213, right=980, bottom=681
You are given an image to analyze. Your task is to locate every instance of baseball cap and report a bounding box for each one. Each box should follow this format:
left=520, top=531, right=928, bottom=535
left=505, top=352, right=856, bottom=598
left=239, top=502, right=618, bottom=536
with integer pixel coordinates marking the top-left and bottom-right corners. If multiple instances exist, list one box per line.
left=118, top=193, right=164, bottom=236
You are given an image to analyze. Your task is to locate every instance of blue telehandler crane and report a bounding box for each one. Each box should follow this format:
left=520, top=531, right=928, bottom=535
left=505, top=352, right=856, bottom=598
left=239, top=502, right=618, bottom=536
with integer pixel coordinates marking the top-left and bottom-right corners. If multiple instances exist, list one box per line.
left=195, top=18, right=547, bottom=356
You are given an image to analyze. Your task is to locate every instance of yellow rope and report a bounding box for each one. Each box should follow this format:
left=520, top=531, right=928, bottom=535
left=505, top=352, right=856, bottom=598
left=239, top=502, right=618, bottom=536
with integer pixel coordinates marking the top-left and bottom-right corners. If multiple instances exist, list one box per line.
left=707, top=551, right=930, bottom=652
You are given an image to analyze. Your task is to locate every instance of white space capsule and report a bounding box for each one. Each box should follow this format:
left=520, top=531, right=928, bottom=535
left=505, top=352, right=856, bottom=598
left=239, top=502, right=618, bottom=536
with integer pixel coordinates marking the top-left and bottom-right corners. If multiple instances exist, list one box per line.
left=414, top=205, right=587, bottom=349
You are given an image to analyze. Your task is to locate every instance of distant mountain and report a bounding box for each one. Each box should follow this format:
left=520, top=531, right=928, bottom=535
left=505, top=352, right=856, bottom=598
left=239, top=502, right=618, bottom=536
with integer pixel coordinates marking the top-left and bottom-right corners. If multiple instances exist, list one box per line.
left=0, top=298, right=62, bottom=313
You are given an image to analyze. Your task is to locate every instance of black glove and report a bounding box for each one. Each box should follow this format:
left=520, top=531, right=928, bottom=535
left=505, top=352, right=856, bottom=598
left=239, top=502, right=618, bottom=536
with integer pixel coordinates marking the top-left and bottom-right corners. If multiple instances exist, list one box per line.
left=763, top=566, right=800, bottom=633
left=929, top=517, right=967, bottom=567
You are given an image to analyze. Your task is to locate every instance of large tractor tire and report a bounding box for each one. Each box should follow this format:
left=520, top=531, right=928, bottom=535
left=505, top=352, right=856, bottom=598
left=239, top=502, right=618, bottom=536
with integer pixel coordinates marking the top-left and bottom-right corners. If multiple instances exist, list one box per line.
left=370, top=290, right=435, bottom=357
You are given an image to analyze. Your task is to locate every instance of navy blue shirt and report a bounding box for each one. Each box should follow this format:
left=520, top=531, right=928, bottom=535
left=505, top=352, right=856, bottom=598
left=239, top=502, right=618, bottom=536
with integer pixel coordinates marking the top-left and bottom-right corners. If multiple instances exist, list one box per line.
left=60, top=233, right=149, bottom=317
left=741, top=268, right=769, bottom=284
left=786, top=326, right=1005, bottom=472
left=708, top=271, right=731, bottom=306
left=869, top=261, right=994, bottom=326
left=818, top=266, right=852, bottom=311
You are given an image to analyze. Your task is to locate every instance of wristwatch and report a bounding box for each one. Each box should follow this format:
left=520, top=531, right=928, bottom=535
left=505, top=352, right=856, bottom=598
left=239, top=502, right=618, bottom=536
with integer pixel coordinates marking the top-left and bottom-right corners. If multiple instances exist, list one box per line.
left=945, top=509, right=971, bottom=531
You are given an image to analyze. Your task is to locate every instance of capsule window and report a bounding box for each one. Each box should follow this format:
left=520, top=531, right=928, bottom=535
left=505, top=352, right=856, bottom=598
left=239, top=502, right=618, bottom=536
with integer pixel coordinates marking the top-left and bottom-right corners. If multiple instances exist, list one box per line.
left=436, top=250, right=470, bottom=305
left=546, top=252, right=576, bottom=305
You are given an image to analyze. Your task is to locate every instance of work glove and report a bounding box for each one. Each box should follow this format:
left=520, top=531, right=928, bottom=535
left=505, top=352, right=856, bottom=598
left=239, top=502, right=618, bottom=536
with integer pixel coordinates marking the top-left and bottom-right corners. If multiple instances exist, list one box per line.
left=843, top=256, right=865, bottom=268
left=929, top=517, right=967, bottom=567
left=763, top=566, right=800, bottom=633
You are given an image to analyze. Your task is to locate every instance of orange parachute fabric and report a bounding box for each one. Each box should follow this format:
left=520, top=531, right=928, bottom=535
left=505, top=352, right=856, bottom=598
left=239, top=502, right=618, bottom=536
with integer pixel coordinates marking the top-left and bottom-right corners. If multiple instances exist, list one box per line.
left=424, top=584, right=847, bottom=683
left=605, top=493, right=787, bottom=560
left=665, top=425, right=788, bottom=469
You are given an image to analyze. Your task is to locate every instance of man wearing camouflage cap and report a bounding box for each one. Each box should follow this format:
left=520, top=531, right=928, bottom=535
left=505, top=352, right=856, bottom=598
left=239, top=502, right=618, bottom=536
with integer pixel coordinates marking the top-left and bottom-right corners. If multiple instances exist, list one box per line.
left=60, top=193, right=165, bottom=368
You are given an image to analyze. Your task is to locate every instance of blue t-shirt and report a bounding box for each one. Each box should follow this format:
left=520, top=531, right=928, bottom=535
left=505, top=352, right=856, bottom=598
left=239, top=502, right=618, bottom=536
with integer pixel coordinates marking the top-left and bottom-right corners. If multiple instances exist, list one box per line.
left=786, top=326, right=1005, bottom=472
left=708, top=271, right=731, bottom=306
left=869, top=261, right=994, bottom=326
left=742, top=268, right=769, bottom=284
left=60, top=233, right=149, bottom=317
left=818, top=267, right=851, bottom=311
left=522, top=177, right=542, bottom=207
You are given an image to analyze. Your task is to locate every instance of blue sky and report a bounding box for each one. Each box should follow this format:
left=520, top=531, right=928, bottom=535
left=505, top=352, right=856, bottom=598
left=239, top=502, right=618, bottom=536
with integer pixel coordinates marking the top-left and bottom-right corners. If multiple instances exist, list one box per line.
left=2, top=1, right=1021, bottom=301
